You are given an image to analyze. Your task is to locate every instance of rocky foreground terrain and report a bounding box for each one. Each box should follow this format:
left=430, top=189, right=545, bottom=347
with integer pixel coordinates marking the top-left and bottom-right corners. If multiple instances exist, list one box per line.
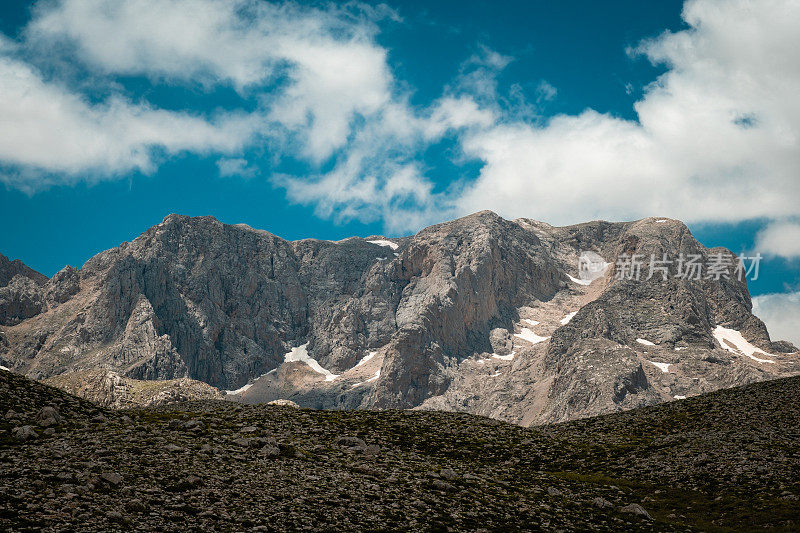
left=2, top=367, right=799, bottom=531
left=1, top=211, right=797, bottom=425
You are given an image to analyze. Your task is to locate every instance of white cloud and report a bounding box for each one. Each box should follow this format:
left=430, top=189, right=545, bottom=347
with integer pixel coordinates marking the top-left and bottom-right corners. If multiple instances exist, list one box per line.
left=752, top=291, right=800, bottom=348
left=3, top=0, right=486, bottom=228
left=754, top=221, right=800, bottom=259
left=29, top=0, right=326, bottom=87
left=455, top=0, right=800, bottom=225
left=0, top=51, right=254, bottom=185
left=216, top=157, right=255, bottom=179
left=27, top=0, right=396, bottom=163
left=274, top=115, right=446, bottom=233
left=535, top=81, right=557, bottom=102
left=2, top=0, right=799, bottom=238
left=268, top=36, right=392, bottom=162
left=424, top=96, right=496, bottom=139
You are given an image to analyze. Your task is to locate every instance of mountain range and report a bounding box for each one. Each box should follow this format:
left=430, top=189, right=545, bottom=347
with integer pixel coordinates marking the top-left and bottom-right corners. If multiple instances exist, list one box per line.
left=1, top=211, right=796, bottom=424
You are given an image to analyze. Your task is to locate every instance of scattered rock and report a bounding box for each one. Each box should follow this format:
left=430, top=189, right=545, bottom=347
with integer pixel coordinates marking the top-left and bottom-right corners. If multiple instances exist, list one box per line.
left=184, top=475, right=202, bottom=487
left=1, top=357, right=800, bottom=531
left=124, top=499, right=147, bottom=513
left=267, top=399, right=299, bottom=408
left=36, top=406, right=63, bottom=427
left=440, top=468, right=458, bottom=481
left=100, top=472, right=123, bottom=486
left=592, top=497, right=613, bottom=509
left=12, top=425, right=38, bottom=441
left=183, top=420, right=203, bottom=432
left=431, top=479, right=456, bottom=492
left=620, top=503, right=652, bottom=520
left=261, top=445, right=281, bottom=458
left=335, top=436, right=366, bottom=448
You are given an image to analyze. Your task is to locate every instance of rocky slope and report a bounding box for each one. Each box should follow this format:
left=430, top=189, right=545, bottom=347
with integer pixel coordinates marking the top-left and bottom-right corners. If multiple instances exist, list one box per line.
left=0, top=212, right=797, bottom=423
left=43, top=370, right=224, bottom=408
left=2, top=367, right=799, bottom=531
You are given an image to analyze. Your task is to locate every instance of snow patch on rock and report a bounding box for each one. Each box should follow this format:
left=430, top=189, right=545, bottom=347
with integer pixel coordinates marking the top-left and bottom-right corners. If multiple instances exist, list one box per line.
left=226, top=382, right=253, bottom=395
left=225, top=368, right=277, bottom=395
left=567, top=274, right=592, bottom=286
left=285, top=343, right=340, bottom=380
left=637, top=338, right=656, bottom=346
left=648, top=361, right=671, bottom=373
left=367, top=239, right=398, bottom=250
left=514, top=329, right=550, bottom=345
left=713, top=326, right=776, bottom=364
left=355, top=351, right=376, bottom=368
left=560, top=312, right=577, bottom=325
left=491, top=351, right=516, bottom=361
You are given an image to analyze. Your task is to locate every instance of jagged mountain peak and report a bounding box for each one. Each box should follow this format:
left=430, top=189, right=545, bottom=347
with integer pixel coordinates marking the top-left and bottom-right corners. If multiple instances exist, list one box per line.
left=0, top=212, right=796, bottom=424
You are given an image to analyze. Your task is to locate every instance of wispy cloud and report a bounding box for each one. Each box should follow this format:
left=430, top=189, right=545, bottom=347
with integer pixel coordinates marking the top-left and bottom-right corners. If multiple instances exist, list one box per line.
left=456, top=0, right=800, bottom=225
left=752, top=291, right=800, bottom=347
left=0, top=48, right=254, bottom=187
left=4, top=0, right=482, bottom=228
left=0, top=0, right=799, bottom=237
left=25, top=0, right=400, bottom=164
left=535, top=81, right=557, bottom=103
left=754, top=221, right=800, bottom=259
left=216, top=157, right=256, bottom=179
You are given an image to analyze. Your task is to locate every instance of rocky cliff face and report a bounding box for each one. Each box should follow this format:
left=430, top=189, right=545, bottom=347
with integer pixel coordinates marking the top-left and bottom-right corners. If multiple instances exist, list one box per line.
left=0, top=212, right=796, bottom=424
left=43, top=369, right=224, bottom=408
left=0, top=253, right=49, bottom=326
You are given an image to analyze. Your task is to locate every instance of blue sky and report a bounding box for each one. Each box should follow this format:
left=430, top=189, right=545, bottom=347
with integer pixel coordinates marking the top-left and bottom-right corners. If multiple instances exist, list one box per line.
left=0, top=0, right=798, bottom=341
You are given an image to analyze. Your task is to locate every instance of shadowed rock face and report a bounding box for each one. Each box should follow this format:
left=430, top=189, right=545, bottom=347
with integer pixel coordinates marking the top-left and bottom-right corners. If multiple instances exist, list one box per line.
left=1, top=212, right=797, bottom=424
left=0, top=253, right=48, bottom=288
left=0, top=253, right=49, bottom=326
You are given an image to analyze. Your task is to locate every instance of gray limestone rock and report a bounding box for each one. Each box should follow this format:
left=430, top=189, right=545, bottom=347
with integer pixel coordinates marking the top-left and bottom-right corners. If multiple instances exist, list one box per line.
left=0, top=275, right=46, bottom=325
left=0, top=212, right=796, bottom=424
left=12, top=425, right=38, bottom=441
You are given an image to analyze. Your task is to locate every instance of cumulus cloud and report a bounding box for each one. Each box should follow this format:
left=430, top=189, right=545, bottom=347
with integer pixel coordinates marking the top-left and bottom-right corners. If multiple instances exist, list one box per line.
left=456, top=0, right=800, bottom=225
left=752, top=291, right=800, bottom=347
left=2, top=0, right=504, bottom=230
left=273, top=93, right=489, bottom=233
left=1, top=0, right=799, bottom=236
left=27, top=0, right=397, bottom=163
left=0, top=51, right=254, bottom=186
left=27, top=0, right=387, bottom=87
left=753, top=221, right=800, bottom=259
